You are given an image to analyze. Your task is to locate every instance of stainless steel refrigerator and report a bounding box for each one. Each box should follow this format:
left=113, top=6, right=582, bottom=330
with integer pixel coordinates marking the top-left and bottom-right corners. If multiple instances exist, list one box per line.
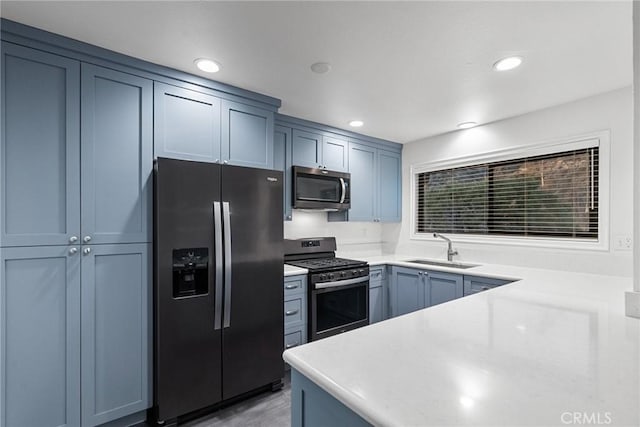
left=153, top=157, right=284, bottom=423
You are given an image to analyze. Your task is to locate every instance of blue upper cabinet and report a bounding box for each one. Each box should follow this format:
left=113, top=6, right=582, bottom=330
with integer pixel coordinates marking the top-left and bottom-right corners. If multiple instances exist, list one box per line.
left=337, top=141, right=402, bottom=223
left=377, top=150, right=402, bottom=222
left=221, top=100, right=274, bottom=169
left=292, top=129, right=322, bottom=168
left=274, top=125, right=293, bottom=221
left=1, top=42, right=80, bottom=247
left=81, top=64, right=153, bottom=245
left=322, top=135, right=348, bottom=172
left=348, top=142, right=377, bottom=221
left=153, top=82, right=222, bottom=163
left=291, top=129, right=348, bottom=171
left=154, top=82, right=275, bottom=169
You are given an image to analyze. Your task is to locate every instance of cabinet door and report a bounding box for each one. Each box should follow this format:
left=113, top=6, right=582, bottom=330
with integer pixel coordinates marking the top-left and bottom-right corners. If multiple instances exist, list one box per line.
left=377, top=150, right=402, bottom=222
left=81, top=65, right=153, bottom=245
left=426, top=271, right=463, bottom=307
left=389, top=267, right=422, bottom=317
left=1, top=246, right=81, bottom=427
left=221, top=100, right=274, bottom=169
left=1, top=43, right=80, bottom=247
left=322, top=135, right=348, bottom=172
left=274, top=126, right=293, bottom=220
left=154, top=82, right=221, bottom=162
left=292, top=129, right=322, bottom=168
left=369, top=285, right=384, bottom=324
left=81, top=244, right=150, bottom=426
left=348, top=142, right=377, bottom=221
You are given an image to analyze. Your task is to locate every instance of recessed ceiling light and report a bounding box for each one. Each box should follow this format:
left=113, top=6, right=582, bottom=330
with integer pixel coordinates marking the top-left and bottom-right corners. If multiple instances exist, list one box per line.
left=457, top=121, right=477, bottom=129
left=493, top=56, right=523, bottom=71
left=349, top=120, right=364, bottom=127
left=194, top=58, right=221, bottom=73
left=310, top=62, right=332, bottom=74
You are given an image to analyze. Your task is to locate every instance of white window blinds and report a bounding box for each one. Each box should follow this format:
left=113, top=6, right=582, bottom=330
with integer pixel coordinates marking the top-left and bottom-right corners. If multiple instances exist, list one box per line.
left=415, top=147, right=598, bottom=239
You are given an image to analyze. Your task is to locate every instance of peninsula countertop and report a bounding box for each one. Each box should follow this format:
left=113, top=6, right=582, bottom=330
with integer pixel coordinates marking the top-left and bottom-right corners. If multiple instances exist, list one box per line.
left=283, top=260, right=640, bottom=426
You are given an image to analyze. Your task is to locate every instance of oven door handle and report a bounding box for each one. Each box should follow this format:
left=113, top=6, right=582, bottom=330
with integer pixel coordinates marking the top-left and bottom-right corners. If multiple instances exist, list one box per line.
left=315, top=276, right=368, bottom=290
left=339, top=178, right=346, bottom=204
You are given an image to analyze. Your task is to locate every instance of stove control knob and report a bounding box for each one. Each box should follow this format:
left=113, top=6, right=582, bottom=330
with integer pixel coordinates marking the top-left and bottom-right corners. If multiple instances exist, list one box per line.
left=340, top=271, right=347, bottom=277
left=359, top=269, right=365, bottom=274
left=319, top=274, right=326, bottom=281
left=352, top=270, right=358, bottom=276
left=328, top=273, right=335, bottom=280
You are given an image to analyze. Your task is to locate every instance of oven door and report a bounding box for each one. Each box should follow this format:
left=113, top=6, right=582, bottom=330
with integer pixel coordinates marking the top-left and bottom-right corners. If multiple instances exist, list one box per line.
left=310, top=277, right=369, bottom=341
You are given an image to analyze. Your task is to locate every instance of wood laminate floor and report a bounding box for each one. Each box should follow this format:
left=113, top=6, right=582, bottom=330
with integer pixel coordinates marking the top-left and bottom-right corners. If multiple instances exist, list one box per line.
left=181, top=371, right=291, bottom=427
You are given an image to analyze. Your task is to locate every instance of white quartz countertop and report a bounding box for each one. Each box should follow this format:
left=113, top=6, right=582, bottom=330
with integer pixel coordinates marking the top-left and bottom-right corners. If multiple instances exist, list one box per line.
left=283, top=259, right=640, bottom=426
left=284, top=264, right=307, bottom=277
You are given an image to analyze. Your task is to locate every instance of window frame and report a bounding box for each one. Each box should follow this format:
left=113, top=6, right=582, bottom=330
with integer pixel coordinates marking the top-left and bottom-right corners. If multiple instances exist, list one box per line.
left=410, top=131, right=610, bottom=251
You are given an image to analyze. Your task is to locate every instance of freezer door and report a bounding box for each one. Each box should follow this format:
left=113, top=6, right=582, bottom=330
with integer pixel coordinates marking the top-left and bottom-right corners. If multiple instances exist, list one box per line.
left=154, top=158, right=223, bottom=421
left=221, top=165, right=284, bottom=399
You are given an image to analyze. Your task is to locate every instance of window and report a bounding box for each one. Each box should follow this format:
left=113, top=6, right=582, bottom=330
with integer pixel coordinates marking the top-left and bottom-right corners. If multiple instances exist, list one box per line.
left=415, top=147, right=598, bottom=239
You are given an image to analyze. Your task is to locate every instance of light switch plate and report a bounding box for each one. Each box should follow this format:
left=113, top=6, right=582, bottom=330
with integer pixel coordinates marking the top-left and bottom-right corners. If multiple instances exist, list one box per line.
left=625, top=291, right=640, bottom=318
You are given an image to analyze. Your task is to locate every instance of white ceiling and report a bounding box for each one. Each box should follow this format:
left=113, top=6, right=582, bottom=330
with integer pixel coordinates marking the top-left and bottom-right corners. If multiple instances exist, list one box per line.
left=0, top=1, right=632, bottom=143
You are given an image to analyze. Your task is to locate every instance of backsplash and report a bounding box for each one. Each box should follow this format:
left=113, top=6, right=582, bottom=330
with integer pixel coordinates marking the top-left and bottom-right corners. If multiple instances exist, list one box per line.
left=284, top=211, right=384, bottom=256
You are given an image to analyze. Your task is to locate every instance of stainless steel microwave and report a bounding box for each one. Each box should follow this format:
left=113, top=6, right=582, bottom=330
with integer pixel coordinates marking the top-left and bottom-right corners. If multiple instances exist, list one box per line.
left=292, top=166, right=350, bottom=211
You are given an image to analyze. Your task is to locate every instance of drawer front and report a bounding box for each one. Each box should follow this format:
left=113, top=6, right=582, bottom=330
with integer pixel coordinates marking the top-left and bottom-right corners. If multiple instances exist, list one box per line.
left=284, top=276, right=306, bottom=298
left=463, top=276, right=512, bottom=296
left=284, top=297, right=304, bottom=327
left=284, top=330, right=303, bottom=350
left=369, top=266, right=386, bottom=282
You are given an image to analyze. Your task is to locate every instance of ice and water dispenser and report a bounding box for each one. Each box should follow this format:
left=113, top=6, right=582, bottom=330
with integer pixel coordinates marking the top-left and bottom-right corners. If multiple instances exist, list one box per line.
left=172, top=248, right=209, bottom=298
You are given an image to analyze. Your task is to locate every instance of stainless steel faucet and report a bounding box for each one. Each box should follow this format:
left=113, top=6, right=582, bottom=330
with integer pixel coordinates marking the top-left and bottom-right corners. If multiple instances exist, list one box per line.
left=433, top=233, right=458, bottom=262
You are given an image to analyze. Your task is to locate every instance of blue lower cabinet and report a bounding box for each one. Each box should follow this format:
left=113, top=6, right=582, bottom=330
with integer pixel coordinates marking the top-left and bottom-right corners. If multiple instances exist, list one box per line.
left=426, top=271, right=463, bottom=307
left=369, top=285, right=384, bottom=324
left=291, top=369, right=372, bottom=427
left=463, top=276, right=512, bottom=296
left=389, top=267, right=423, bottom=317
left=1, top=246, right=81, bottom=427
left=0, top=244, right=151, bottom=427
left=81, top=244, right=151, bottom=427
left=389, top=267, right=464, bottom=317
left=284, top=275, right=307, bottom=353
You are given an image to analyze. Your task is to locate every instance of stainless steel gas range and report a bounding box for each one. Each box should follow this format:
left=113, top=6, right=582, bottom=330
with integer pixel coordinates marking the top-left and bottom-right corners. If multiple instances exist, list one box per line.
left=284, top=237, right=369, bottom=341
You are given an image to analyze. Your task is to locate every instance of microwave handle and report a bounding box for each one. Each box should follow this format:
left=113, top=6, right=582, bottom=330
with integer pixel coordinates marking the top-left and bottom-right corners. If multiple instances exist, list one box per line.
left=339, top=178, right=346, bottom=203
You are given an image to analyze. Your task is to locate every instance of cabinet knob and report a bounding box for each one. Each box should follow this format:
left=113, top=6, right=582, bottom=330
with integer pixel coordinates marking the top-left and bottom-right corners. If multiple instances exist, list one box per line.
left=83, top=247, right=91, bottom=255
left=68, top=247, right=78, bottom=255
left=83, top=235, right=92, bottom=243
left=286, top=215, right=292, bottom=220
left=223, top=160, right=229, bottom=164
left=215, top=159, right=220, bottom=163
left=69, top=236, right=78, bottom=243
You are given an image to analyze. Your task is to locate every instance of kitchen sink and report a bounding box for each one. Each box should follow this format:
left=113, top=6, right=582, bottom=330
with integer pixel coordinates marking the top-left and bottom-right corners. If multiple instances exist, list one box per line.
left=404, top=259, right=479, bottom=269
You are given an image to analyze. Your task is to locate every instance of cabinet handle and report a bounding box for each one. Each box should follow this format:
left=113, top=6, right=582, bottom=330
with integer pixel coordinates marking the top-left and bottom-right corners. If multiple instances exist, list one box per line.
left=285, top=342, right=299, bottom=349
left=83, top=235, right=92, bottom=243
left=68, top=247, right=78, bottom=255
left=285, top=309, right=299, bottom=316
left=83, top=248, right=91, bottom=255
left=69, top=236, right=78, bottom=243
left=480, top=286, right=490, bottom=291
left=285, top=284, right=299, bottom=290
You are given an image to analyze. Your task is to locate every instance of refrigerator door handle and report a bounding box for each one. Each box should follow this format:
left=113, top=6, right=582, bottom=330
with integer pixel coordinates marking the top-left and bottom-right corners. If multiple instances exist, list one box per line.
left=213, top=202, right=224, bottom=330
left=222, top=202, right=232, bottom=328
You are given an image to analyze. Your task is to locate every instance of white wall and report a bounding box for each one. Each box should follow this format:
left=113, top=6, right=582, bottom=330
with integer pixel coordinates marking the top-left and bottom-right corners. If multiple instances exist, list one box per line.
left=384, top=87, right=634, bottom=276
left=284, top=211, right=384, bottom=256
